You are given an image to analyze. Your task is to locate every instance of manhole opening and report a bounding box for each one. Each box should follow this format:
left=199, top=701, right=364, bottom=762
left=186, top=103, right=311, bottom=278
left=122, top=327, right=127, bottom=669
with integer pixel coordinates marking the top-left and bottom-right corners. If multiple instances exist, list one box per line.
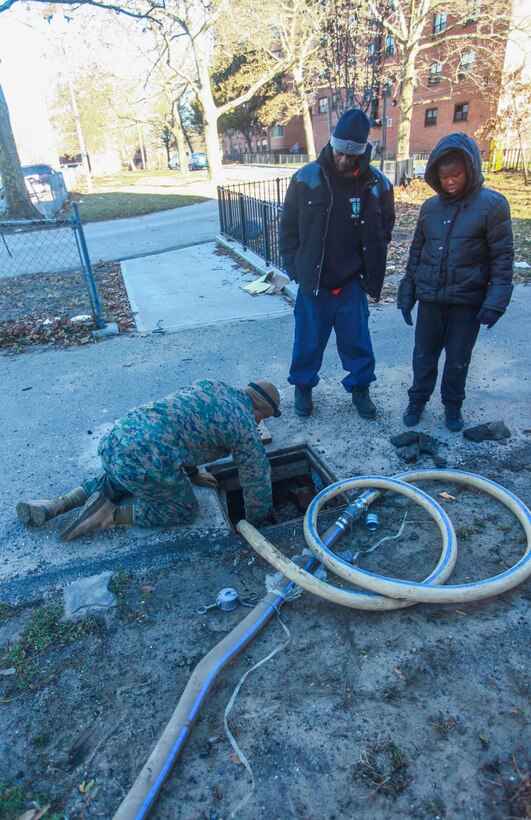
left=205, top=443, right=346, bottom=530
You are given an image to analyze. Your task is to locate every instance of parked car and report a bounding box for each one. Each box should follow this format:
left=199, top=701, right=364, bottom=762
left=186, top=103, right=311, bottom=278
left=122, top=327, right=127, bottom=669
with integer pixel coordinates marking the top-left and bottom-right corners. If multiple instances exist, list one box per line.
left=168, top=152, right=180, bottom=171
left=188, top=152, right=208, bottom=171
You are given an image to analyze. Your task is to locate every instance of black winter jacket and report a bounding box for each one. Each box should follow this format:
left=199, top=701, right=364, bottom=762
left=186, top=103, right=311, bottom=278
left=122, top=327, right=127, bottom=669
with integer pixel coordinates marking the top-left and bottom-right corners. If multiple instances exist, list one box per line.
left=278, top=144, right=395, bottom=300
left=397, top=133, right=513, bottom=312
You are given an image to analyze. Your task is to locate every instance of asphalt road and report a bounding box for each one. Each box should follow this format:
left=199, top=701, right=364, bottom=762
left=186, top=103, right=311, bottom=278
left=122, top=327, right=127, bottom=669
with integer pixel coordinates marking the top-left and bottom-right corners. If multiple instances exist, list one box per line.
left=83, top=198, right=220, bottom=264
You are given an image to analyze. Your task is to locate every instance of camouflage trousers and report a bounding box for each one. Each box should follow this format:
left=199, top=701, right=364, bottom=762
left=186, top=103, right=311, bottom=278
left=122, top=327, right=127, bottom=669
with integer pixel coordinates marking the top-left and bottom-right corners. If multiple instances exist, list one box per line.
left=82, top=432, right=198, bottom=527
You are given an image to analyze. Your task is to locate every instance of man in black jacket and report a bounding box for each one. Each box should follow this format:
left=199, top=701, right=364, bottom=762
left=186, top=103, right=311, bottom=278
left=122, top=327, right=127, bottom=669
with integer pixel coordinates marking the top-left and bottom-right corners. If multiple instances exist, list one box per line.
left=279, top=109, right=395, bottom=419
left=397, top=133, right=514, bottom=432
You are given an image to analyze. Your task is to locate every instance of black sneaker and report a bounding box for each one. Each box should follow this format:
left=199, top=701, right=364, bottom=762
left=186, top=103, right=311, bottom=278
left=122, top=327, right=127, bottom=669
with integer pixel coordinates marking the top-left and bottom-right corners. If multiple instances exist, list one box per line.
left=444, top=406, right=464, bottom=432
left=403, top=401, right=425, bottom=427
left=294, top=386, right=312, bottom=417
left=351, top=387, right=376, bottom=419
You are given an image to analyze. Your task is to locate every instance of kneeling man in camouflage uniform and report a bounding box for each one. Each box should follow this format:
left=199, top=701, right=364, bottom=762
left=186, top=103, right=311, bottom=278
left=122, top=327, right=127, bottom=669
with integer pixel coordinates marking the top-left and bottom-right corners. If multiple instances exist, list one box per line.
left=17, top=379, right=281, bottom=540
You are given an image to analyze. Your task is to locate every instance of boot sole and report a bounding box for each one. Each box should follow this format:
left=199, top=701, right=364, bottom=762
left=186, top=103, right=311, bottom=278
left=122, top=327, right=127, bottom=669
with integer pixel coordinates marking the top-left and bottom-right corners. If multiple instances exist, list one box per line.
left=61, top=493, right=111, bottom=541
left=355, top=409, right=377, bottom=420
left=16, top=501, right=48, bottom=526
left=294, top=407, right=312, bottom=417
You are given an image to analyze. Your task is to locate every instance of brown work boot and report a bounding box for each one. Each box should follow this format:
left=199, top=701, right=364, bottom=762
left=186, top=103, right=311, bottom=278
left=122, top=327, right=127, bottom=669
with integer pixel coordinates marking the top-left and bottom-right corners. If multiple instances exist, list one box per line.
left=60, top=492, right=118, bottom=541
left=16, top=487, right=88, bottom=526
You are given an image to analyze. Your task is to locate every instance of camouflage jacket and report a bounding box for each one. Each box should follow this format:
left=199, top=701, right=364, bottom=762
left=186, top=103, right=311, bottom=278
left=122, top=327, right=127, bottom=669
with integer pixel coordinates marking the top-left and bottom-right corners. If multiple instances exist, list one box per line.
left=99, top=379, right=272, bottom=526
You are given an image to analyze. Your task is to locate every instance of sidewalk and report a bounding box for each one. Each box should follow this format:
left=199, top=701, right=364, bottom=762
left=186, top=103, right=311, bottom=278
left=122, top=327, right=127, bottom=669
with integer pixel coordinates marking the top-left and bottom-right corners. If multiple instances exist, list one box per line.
left=120, top=240, right=293, bottom=333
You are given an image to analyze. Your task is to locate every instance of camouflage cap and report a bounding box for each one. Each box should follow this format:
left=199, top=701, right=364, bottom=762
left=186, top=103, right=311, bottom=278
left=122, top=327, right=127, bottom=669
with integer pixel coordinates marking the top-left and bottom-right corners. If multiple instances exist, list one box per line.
left=244, top=380, right=281, bottom=418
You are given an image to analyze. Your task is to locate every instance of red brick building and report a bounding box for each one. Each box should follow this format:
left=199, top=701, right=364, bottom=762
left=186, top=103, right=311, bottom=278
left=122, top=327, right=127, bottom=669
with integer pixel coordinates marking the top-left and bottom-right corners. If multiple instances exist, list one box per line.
left=222, top=8, right=517, bottom=160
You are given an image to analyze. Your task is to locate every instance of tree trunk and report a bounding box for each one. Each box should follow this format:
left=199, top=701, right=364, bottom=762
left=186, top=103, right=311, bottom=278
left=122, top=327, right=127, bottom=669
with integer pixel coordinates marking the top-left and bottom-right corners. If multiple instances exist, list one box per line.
left=293, top=68, right=316, bottom=161
left=395, top=46, right=419, bottom=162
left=196, top=62, right=224, bottom=184
left=171, top=104, right=189, bottom=171
left=0, top=83, right=42, bottom=220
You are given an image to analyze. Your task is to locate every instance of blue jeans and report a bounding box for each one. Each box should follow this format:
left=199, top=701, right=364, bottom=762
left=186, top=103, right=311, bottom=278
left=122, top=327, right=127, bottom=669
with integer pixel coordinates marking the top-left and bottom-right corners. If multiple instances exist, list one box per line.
left=288, top=277, right=376, bottom=391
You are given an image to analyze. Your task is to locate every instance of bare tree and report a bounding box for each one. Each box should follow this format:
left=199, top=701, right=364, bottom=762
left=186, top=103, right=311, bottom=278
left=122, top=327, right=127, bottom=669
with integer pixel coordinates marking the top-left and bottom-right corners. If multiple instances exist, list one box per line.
left=321, top=0, right=388, bottom=117
left=365, top=0, right=519, bottom=159
left=478, top=62, right=530, bottom=184
left=0, top=0, right=294, bottom=182
left=266, top=0, right=327, bottom=161
left=0, top=83, right=42, bottom=219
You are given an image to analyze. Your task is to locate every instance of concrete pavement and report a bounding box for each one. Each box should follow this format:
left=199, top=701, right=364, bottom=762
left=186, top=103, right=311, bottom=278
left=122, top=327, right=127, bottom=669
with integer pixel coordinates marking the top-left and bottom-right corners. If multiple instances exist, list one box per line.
left=2, top=281, right=530, bottom=595
left=121, top=241, right=292, bottom=333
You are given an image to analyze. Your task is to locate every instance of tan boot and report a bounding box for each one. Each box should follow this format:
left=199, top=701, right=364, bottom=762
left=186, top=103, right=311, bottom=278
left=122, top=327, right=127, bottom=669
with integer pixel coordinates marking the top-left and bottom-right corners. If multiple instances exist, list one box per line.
left=60, top=492, right=118, bottom=541
left=16, top=487, right=88, bottom=527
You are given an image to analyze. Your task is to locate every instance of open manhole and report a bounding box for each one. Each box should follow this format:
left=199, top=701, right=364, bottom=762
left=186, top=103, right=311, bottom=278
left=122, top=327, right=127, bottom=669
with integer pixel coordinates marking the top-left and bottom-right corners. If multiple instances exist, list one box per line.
left=204, top=443, right=345, bottom=531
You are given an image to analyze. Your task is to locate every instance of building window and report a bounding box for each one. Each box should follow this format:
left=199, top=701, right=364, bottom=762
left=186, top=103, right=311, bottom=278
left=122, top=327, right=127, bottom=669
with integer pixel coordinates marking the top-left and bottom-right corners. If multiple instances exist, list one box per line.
left=425, top=108, right=438, bottom=127
left=385, top=35, right=395, bottom=56
left=454, top=102, right=469, bottom=122
left=460, top=50, right=476, bottom=70
left=271, top=125, right=284, bottom=137
left=465, top=0, right=481, bottom=23
left=433, top=13, right=447, bottom=33
left=428, top=62, right=442, bottom=85
left=262, top=140, right=268, bottom=152
left=318, top=97, right=329, bottom=114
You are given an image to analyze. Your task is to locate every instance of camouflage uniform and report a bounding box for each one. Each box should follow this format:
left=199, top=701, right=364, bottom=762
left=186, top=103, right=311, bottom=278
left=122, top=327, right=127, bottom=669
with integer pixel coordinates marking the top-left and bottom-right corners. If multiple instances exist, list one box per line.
left=82, top=380, right=272, bottom=527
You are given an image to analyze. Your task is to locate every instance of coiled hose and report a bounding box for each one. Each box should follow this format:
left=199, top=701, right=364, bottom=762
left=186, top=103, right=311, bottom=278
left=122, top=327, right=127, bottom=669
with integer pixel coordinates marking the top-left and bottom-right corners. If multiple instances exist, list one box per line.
left=241, top=469, right=531, bottom=607
left=113, top=469, right=530, bottom=818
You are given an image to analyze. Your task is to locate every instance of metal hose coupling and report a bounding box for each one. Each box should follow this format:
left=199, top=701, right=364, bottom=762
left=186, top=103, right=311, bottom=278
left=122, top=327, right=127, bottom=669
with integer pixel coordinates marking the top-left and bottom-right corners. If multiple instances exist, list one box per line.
left=334, top=496, right=369, bottom=532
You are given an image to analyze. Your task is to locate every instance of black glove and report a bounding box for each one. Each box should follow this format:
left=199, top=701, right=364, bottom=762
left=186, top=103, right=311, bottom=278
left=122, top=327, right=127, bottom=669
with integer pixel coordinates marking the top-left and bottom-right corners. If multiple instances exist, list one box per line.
left=401, top=308, right=413, bottom=326
left=476, top=307, right=502, bottom=329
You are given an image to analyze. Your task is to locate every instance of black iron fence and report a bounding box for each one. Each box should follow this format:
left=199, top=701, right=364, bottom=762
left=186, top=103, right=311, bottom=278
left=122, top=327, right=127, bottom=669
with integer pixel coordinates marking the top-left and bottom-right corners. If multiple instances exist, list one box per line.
left=0, top=202, right=105, bottom=331
left=218, top=178, right=292, bottom=272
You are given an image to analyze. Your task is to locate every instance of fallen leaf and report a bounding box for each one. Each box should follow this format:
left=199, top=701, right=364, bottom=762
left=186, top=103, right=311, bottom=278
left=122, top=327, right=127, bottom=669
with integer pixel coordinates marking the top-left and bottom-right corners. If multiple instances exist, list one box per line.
left=393, top=667, right=406, bottom=681
left=0, top=667, right=16, bottom=676
left=455, top=610, right=468, bottom=616
left=439, top=491, right=457, bottom=501
left=229, top=752, right=244, bottom=765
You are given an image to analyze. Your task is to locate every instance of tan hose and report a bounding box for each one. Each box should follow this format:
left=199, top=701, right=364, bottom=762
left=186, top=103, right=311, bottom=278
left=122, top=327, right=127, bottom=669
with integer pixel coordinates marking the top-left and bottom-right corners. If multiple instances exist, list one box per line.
left=113, top=590, right=284, bottom=820
left=237, top=478, right=456, bottom=610
left=304, top=470, right=531, bottom=604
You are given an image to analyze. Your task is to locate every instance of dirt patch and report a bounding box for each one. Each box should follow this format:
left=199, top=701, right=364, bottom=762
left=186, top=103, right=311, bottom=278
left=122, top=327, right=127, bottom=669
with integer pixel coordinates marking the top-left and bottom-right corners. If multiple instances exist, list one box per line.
left=0, top=262, right=136, bottom=353
left=1, top=446, right=530, bottom=819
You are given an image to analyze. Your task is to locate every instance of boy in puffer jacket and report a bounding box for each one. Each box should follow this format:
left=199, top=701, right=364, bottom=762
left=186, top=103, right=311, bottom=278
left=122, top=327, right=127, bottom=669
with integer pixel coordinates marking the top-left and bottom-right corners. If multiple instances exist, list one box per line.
left=397, top=133, right=513, bottom=431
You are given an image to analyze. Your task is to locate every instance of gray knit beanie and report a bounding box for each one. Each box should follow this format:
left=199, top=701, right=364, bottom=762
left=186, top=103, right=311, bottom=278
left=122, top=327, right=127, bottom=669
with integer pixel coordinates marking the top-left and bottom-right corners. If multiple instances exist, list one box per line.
left=330, top=109, right=371, bottom=155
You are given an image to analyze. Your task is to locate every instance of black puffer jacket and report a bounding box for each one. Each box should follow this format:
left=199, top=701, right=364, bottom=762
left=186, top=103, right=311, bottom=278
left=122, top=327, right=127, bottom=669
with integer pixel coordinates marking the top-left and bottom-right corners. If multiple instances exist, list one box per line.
left=279, top=144, right=395, bottom=300
left=397, top=133, right=513, bottom=312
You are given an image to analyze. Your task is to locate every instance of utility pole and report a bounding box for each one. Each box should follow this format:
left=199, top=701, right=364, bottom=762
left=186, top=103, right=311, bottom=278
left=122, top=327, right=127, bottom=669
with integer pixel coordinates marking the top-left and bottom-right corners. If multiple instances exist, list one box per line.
left=379, top=87, right=388, bottom=172
left=48, top=14, right=94, bottom=193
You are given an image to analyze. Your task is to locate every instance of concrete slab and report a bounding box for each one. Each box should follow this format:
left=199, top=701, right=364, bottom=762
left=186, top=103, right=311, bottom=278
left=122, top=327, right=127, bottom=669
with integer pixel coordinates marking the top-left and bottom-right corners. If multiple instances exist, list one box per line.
left=121, top=241, right=293, bottom=333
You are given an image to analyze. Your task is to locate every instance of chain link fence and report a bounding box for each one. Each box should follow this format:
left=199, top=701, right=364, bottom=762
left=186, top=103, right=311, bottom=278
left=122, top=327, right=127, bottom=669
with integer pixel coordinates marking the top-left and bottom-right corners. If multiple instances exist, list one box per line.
left=0, top=202, right=108, bottom=349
